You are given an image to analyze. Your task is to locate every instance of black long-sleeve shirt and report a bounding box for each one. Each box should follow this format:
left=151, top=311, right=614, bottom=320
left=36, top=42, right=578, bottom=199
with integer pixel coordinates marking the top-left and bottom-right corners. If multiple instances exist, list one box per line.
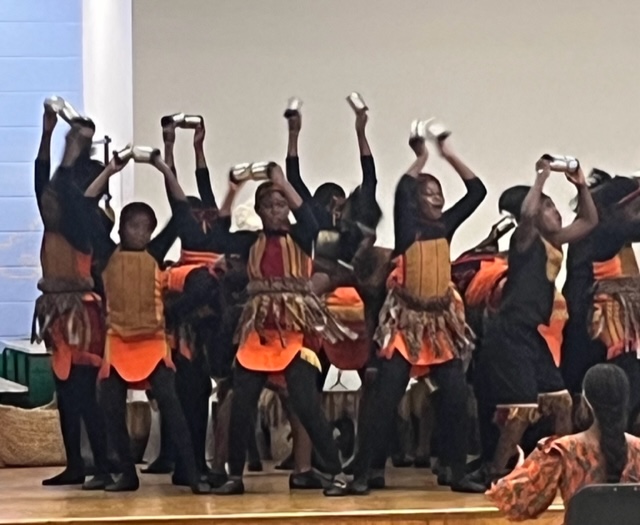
left=36, top=159, right=98, bottom=255
left=164, top=166, right=229, bottom=252
left=393, top=175, right=487, bottom=256
left=285, top=155, right=378, bottom=231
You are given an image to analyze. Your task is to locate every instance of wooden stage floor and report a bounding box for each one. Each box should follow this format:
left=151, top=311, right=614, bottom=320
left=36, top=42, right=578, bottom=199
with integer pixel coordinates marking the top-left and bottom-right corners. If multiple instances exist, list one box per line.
left=0, top=465, right=563, bottom=525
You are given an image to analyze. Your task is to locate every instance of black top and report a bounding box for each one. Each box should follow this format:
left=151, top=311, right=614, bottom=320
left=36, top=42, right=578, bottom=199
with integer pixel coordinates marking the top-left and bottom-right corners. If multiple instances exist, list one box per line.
left=286, top=155, right=377, bottom=231
left=164, top=166, right=229, bottom=252
left=393, top=175, right=486, bottom=256
left=499, top=231, right=555, bottom=327
left=224, top=201, right=319, bottom=261
left=35, top=159, right=102, bottom=255
left=170, top=200, right=231, bottom=253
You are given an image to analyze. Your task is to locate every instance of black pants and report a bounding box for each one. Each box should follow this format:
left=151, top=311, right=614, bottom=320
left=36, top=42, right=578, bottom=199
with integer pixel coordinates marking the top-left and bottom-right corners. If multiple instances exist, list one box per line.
left=353, top=353, right=469, bottom=479
left=99, top=363, right=198, bottom=482
left=228, top=356, right=342, bottom=477
left=55, top=365, right=109, bottom=475
left=175, top=353, right=212, bottom=475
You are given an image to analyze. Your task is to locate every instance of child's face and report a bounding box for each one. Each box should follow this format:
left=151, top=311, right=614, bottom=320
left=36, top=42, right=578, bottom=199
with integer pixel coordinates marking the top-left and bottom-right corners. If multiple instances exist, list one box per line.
left=257, top=191, right=290, bottom=231
left=120, top=212, right=154, bottom=250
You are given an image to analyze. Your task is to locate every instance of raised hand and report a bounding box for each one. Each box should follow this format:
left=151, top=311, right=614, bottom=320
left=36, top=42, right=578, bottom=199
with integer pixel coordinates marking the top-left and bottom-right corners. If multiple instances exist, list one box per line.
left=409, top=136, right=428, bottom=158
left=268, top=163, right=285, bottom=186
left=43, top=107, right=58, bottom=134
left=437, top=136, right=454, bottom=160
left=193, top=121, right=206, bottom=149
left=162, top=123, right=177, bottom=144
left=287, top=113, right=302, bottom=135
left=535, top=156, right=551, bottom=180
left=565, top=166, right=586, bottom=188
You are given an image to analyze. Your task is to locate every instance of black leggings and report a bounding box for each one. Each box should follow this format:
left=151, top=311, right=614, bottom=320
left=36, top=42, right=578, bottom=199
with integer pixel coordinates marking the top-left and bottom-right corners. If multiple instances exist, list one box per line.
left=353, top=353, right=469, bottom=479
left=174, top=353, right=212, bottom=475
left=98, top=363, right=198, bottom=481
left=55, top=365, right=109, bottom=474
left=228, top=356, right=342, bottom=477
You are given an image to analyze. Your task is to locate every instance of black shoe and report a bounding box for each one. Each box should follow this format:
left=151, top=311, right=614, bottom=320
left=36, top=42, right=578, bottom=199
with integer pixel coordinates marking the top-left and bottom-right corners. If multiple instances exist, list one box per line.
left=212, top=479, right=245, bottom=495
left=42, top=468, right=85, bottom=486
left=82, top=474, right=114, bottom=491
left=437, top=466, right=453, bottom=487
left=368, top=475, right=385, bottom=490
left=191, top=481, right=211, bottom=495
left=171, top=472, right=191, bottom=487
left=450, top=476, right=488, bottom=494
left=323, top=477, right=369, bottom=497
left=465, top=464, right=489, bottom=485
left=413, top=456, right=431, bottom=469
left=289, top=470, right=326, bottom=490
left=141, top=458, right=174, bottom=474
left=207, top=471, right=228, bottom=488
left=247, top=461, right=263, bottom=472
left=105, top=471, right=140, bottom=492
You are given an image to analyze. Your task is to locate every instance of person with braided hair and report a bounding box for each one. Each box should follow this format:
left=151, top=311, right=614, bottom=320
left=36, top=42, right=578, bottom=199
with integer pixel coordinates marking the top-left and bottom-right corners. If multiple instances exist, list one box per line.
left=487, top=363, right=640, bottom=522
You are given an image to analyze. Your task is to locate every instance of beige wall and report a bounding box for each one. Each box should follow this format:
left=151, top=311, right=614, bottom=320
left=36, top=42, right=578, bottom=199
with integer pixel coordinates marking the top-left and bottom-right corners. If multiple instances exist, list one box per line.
left=132, top=0, right=640, bottom=261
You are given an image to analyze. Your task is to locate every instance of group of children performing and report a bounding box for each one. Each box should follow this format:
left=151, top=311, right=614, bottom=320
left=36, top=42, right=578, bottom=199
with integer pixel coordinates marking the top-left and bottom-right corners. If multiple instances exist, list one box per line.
left=32, top=94, right=640, bottom=502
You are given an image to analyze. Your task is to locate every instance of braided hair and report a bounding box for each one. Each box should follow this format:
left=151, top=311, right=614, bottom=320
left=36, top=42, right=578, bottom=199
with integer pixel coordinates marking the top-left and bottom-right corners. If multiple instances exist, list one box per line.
left=583, top=364, right=630, bottom=483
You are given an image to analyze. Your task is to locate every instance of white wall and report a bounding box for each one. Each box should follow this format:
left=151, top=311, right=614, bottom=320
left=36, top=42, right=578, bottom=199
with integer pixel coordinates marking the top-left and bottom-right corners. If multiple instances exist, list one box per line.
left=131, top=0, right=640, bottom=263
left=83, top=0, right=134, bottom=213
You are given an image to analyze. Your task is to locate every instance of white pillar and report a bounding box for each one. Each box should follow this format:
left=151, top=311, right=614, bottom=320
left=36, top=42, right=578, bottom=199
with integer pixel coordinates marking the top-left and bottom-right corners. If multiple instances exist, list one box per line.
left=82, top=0, right=134, bottom=213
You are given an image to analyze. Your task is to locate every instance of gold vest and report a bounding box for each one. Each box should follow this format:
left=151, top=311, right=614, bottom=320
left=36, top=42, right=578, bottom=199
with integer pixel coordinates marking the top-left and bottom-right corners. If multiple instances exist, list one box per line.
left=619, top=244, right=639, bottom=276
left=38, top=232, right=94, bottom=293
left=541, top=238, right=563, bottom=282
left=102, top=249, right=164, bottom=339
left=403, top=239, right=451, bottom=299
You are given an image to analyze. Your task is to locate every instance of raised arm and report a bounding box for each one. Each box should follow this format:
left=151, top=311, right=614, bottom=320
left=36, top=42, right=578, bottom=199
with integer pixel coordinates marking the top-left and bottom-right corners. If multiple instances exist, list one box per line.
left=35, top=107, right=57, bottom=209
left=85, top=156, right=128, bottom=199
left=193, top=121, right=217, bottom=208
left=147, top=216, right=179, bottom=264
left=153, top=154, right=187, bottom=203
left=355, top=111, right=377, bottom=202
left=218, top=179, right=243, bottom=218
left=393, top=138, right=429, bottom=254
left=439, top=139, right=487, bottom=235
left=285, top=113, right=313, bottom=203
left=548, top=166, right=598, bottom=246
left=514, top=159, right=552, bottom=252
left=270, top=164, right=318, bottom=252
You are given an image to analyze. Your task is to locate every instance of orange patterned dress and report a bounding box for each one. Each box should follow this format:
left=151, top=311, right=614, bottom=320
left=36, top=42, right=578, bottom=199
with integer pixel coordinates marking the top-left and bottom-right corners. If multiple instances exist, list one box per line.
left=486, top=432, right=640, bottom=522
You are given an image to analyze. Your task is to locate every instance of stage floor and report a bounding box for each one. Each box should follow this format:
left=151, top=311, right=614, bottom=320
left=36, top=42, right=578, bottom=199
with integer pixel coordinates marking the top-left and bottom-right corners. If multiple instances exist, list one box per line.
left=0, top=465, right=563, bottom=525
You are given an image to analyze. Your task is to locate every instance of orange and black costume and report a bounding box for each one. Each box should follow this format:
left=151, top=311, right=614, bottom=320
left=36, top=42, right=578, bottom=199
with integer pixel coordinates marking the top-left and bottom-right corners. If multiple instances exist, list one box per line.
left=32, top=157, right=110, bottom=485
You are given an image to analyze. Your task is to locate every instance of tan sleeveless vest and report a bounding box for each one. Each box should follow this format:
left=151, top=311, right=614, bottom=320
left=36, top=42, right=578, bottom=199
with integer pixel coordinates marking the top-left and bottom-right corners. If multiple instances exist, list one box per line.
left=38, top=232, right=94, bottom=293
left=102, top=249, right=164, bottom=339
left=402, top=239, right=451, bottom=299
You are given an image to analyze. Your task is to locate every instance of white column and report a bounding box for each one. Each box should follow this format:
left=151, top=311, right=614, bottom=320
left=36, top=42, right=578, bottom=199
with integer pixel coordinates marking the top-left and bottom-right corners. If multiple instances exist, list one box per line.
left=82, top=0, right=134, bottom=213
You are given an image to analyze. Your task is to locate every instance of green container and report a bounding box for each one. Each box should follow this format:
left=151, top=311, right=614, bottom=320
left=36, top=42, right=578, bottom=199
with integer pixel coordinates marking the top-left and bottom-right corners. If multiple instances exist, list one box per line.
left=0, top=343, right=54, bottom=408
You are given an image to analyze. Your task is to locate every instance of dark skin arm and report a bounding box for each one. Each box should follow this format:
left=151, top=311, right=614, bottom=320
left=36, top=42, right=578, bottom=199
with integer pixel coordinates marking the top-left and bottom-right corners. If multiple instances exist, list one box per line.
left=35, top=108, right=57, bottom=210
left=193, top=121, right=217, bottom=207
left=285, top=113, right=313, bottom=202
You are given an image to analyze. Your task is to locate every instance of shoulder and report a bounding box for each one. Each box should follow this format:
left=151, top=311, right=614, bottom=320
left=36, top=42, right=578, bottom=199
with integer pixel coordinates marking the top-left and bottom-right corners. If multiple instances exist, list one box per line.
left=537, top=434, right=579, bottom=456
